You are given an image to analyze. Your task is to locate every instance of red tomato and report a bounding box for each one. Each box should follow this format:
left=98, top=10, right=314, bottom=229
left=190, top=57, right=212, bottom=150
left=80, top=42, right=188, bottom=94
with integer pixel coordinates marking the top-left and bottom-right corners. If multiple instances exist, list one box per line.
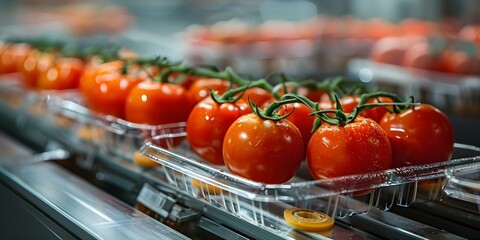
left=336, top=95, right=358, bottom=113
left=239, top=87, right=273, bottom=106
left=125, top=80, right=190, bottom=125
left=223, top=113, right=304, bottom=183
left=365, top=18, right=400, bottom=39
left=365, top=97, right=392, bottom=123
left=86, top=63, right=142, bottom=118
left=37, top=58, right=84, bottom=90
left=320, top=95, right=392, bottom=123
left=277, top=102, right=315, bottom=156
left=78, top=57, right=111, bottom=97
left=402, top=41, right=439, bottom=71
left=459, top=24, right=480, bottom=45
left=370, top=37, right=408, bottom=65
left=170, top=72, right=197, bottom=89
left=371, top=37, right=426, bottom=66
left=186, top=97, right=251, bottom=165
left=19, top=51, right=55, bottom=89
left=400, top=18, right=437, bottom=36
left=186, top=78, right=230, bottom=109
left=307, top=116, right=392, bottom=179
left=297, top=86, right=328, bottom=102
left=379, top=104, right=454, bottom=168
left=438, top=48, right=478, bottom=75
left=0, top=43, right=31, bottom=74
left=259, top=96, right=277, bottom=109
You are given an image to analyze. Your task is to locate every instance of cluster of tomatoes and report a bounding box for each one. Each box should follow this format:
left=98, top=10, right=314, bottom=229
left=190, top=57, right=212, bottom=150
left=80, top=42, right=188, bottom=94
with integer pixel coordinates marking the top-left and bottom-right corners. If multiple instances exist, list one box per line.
left=0, top=39, right=121, bottom=90
left=218, top=86, right=454, bottom=184
left=186, top=16, right=462, bottom=45
left=0, top=40, right=455, bottom=185
left=371, top=36, right=480, bottom=76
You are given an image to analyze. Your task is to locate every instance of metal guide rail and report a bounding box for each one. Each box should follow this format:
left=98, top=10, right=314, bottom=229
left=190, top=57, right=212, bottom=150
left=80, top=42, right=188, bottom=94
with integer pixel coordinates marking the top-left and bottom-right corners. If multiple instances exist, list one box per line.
left=1, top=100, right=478, bottom=239
left=0, top=132, right=189, bottom=240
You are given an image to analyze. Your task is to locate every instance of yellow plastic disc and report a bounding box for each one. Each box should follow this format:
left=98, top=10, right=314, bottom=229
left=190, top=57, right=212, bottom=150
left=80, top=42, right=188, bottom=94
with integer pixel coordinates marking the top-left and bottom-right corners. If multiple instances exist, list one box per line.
left=284, top=208, right=334, bottom=232
left=192, top=178, right=222, bottom=195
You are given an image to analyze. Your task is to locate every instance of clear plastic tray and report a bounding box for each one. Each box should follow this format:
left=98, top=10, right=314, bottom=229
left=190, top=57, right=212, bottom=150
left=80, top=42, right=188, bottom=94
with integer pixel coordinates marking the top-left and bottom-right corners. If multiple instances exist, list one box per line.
left=0, top=74, right=29, bottom=110
left=140, top=129, right=480, bottom=231
left=347, top=58, right=480, bottom=117
left=0, top=77, right=186, bottom=162
left=46, top=97, right=187, bottom=160
left=444, top=162, right=480, bottom=206
left=0, top=75, right=80, bottom=113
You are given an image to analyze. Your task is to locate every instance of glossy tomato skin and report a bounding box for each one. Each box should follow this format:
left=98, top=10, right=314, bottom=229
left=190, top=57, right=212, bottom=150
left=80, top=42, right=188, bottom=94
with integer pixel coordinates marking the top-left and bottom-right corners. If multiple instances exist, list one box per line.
left=87, top=70, right=142, bottom=119
left=438, top=48, right=478, bottom=75
left=78, top=57, right=113, bottom=97
left=125, top=80, right=190, bottom=125
left=361, top=97, right=393, bottom=123
left=187, top=97, right=251, bottom=165
left=223, top=113, right=304, bottom=184
left=379, top=104, right=454, bottom=168
left=19, top=51, right=55, bottom=89
left=37, top=58, right=84, bottom=90
left=0, top=43, right=31, bottom=74
left=277, top=102, right=315, bottom=156
left=307, top=116, right=392, bottom=179
left=186, top=78, right=230, bottom=109
left=402, top=41, right=438, bottom=71
left=296, top=86, right=327, bottom=102
left=320, top=95, right=392, bottom=123
left=239, top=87, right=273, bottom=106
left=370, top=37, right=408, bottom=65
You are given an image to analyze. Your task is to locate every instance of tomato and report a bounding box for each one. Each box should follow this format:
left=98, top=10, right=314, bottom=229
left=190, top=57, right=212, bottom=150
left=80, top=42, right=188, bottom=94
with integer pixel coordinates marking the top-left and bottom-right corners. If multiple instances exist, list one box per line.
left=239, top=87, right=273, bottom=106
left=186, top=78, right=230, bottom=109
left=272, top=84, right=326, bottom=102
left=19, top=50, right=55, bottom=89
left=277, top=102, right=315, bottom=156
left=438, top=48, right=478, bottom=75
left=400, top=18, right=437, bottom=36
left=37, top=57, right=84, bottom=90
left=336, top=95, right=358, bottom=113
left=86, top=62, right=142, bottom=118
left=370, top=37, right=425, bottom=66
left=78, top=57, right=114, bottom=97
left=187, top=97, right=251, bottom=165
left=370, top=37, right=408, bottom=65
left=459, top=24, right=480, bottom=45
left=297, top=86, right=328, bottom=102
left=125, top=80, right=190, bottom=125
left=320, top=95, right=392, bottom=123
left=402, top=40, right=438, bottom=71
left=170, top=72, right=197, bottom=89
left=363, top=97, right=393, bottom=123
left=0, top=43, right=31, bottom=74
left=223, top=113, right=304, bottom=183
left=379, top=104, right=454, bottom=168
left=307, top=116, right=392, bottom=179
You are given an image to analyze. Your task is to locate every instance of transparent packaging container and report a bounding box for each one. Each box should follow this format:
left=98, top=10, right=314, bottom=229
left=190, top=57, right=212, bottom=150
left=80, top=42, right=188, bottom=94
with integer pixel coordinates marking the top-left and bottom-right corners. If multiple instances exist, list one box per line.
left=139, top=129, right=480, bottom=234
left=444, top=162, right=480, bottom=207
left=0, top=74, right=80, bottom=113
left=347, top=58, right=480, bottom=117
left=46, top=97, right=186, bottom=161
left=0, top=74, right=29, bottom=109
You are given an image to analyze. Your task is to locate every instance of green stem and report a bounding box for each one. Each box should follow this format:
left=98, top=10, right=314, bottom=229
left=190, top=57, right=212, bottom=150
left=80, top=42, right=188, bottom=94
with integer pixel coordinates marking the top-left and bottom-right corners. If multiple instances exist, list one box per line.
left=213, top=79, right=271, bottom=103
left=357, top=91, right=410, bottom=113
